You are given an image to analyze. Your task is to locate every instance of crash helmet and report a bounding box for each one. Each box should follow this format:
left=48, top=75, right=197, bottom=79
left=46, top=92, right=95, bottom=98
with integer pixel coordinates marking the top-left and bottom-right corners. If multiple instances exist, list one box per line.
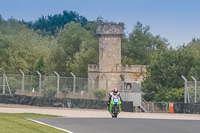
left=113, top=88, right=118, bottom=95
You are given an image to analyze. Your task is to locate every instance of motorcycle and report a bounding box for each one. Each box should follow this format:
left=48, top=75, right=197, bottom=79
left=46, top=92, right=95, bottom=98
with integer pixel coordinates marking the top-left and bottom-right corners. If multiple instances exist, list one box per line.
left=109, top=96, right=121, bottom=118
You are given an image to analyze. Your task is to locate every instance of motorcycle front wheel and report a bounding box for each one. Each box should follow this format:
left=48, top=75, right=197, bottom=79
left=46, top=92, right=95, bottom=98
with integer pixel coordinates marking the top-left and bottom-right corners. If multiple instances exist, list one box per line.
left=114, top=106, right=118, bottom=118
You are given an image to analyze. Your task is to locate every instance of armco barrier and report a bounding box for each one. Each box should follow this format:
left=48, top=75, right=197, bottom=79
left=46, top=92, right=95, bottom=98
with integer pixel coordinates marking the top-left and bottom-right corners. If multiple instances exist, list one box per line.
left=0, top=94, right=133, bottom=112
left=121, top=101, right=133, bottom=112
left=173, top=103, right=200, bottom=114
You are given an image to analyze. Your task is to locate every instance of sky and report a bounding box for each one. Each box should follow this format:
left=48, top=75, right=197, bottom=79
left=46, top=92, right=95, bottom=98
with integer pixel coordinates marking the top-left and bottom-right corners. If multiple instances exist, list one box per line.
left=0, top=0, right=200, bottom=48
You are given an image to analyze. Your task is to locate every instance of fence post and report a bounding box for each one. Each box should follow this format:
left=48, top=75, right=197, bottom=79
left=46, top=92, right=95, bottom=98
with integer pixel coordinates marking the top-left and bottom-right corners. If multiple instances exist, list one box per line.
left=54, top=71, right=60, bottom=96
left=3, top=74, right=5, bottom=95
left=181, top=75, right=188, bottom=103
left=166, top=102, right=168, bottom=113
left=153, top=102, right=155, bottom=113
left=0, top=68, right=5, bottom=94
left=102, top=74, right=108, bottom=97
left=191, top=76, right=197, bottom=103
left=19, top=70, right=25, bottom=93
left=37, top=71, right=42, bottom=95
left=88, top=74, right=93, bottom=99
left=70, top=72, right=76, bottom=94
left=3, top=73, right=5, bottom=94
left=1, top=68, right=11, bottom=95
left=5, top=75, right=11, bottom=95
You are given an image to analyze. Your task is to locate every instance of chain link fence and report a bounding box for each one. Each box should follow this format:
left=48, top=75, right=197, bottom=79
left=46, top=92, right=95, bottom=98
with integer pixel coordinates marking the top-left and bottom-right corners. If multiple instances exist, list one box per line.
left=1, top=70, right=174, bottom=113
left=182, top=75, right=200, bottom=104
left=153, top=102, right=169, bottom=113
left=187, top=81, right=200, bottom=104
left=0, top=71, right=98, bottom=100
left=197, top=81, right=200, bottom=103
left=0, top=71, right=136, bottom=111
left=141, top=101, right=169, bottom=113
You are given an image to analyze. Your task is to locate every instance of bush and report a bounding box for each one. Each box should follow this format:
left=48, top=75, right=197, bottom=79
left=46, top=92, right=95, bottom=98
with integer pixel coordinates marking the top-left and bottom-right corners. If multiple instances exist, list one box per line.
left=153, top=88, right=184, bottom=102
left=43, top=86, right=57, bottom=98
left=93, top=88, right=106, bottom=101
left=61, top=87, right=71, bottom=97
left=164, top=88, right=184, bottom=102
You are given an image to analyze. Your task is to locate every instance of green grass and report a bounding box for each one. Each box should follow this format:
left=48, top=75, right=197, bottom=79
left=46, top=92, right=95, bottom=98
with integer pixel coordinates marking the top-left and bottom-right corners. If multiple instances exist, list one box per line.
left=0, top=113, right=67, bottom=133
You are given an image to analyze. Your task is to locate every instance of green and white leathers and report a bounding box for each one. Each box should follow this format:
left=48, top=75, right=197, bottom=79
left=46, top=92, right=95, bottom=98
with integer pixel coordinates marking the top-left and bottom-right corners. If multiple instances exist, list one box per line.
left=109, top=95, right=121, bottom=118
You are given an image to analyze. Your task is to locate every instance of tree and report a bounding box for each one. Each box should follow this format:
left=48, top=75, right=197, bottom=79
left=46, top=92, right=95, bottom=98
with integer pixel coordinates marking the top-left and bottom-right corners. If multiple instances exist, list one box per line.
left=85, top=16, right=106, bottom=34
left=49, top=22, right=98, bottom=76
left=122, top=22, right=169, bottom=65
left=69, top=43, right=98, bottom=76
left=142, top=48, right=200, bottom=102
left=27, top=10, right=88, bottom=36
left=68, top=30, right=98, bottom=77
left=93, top=88, right=106, bottom=101
left=0, top=18, right=52, bottom=74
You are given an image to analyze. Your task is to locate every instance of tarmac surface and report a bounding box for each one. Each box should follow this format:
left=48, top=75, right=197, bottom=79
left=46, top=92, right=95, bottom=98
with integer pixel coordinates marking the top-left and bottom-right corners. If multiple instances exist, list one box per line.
left=2, top=104, right=200, bottom=120
left=30, top=117, right=200, bottom=133
left=1, top=104, right=200, bottom=133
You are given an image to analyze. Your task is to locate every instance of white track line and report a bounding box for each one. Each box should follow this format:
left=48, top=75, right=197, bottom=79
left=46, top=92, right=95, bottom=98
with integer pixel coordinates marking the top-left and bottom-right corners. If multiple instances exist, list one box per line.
left=26, top=118, right=74, bottom=133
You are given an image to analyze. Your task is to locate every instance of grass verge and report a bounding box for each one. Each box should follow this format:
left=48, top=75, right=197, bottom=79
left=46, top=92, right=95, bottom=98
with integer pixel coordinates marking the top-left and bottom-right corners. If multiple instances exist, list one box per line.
left=0, top=113, right=67, bottom=133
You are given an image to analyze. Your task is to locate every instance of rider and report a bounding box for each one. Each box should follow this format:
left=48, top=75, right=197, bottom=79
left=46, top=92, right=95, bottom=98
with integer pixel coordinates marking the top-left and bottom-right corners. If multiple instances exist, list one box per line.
left=107, top=88, right=122, bottom=110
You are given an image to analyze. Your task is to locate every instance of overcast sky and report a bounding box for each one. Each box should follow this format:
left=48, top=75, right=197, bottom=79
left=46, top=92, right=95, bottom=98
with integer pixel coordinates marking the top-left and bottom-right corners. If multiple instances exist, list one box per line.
left=0, top=0, right=200, bottom=48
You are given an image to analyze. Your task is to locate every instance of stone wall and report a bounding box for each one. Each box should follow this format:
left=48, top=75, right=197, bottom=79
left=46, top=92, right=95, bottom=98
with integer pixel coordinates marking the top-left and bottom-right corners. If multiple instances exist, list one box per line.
left=121, top=65, right=146, bottom=73
left=88, top=70, right=145, bottom=91
left=98, top=36, right=122, bottom=72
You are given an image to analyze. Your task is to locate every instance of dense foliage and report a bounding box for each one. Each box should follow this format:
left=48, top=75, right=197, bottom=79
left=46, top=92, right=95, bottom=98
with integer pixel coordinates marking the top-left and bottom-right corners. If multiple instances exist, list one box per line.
left=142, top=48, right=200, bottom=102
left=26, top=10, right=88, bottom=36
left=0, top=17, right=51, bottom=74
left=122, top=22, right=169, bottom=65
left=1, top=11, right=200, bottom=102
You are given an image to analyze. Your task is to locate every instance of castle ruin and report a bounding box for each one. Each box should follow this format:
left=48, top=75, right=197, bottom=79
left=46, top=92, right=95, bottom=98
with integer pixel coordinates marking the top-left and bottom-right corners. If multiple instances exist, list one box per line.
left=88, top=22, right=146, bottom=93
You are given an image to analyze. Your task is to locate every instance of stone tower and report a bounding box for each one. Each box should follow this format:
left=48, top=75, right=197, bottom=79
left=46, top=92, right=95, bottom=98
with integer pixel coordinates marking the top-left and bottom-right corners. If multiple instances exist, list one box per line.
left=88, top=22, right=146, bottom=92
left=97, top=23, right=124, bottom=72
left=96, top=23, right=124, bottom=89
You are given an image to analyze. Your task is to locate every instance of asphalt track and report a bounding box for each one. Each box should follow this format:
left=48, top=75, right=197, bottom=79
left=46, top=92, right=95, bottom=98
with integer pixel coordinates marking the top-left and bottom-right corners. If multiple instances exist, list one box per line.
left=30, top=117, right=200, bottom=133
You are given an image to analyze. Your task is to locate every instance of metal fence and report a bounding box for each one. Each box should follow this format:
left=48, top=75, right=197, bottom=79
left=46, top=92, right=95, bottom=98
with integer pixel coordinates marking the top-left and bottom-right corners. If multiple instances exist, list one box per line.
left=182, top=75, right=200, bottom=104
left=141, top=101, right=169, bottom=113
left=0, top=70, right=96, bottom=99
left=187, top=81, right=200, bottom=104
left=0, top=69, right=173, bottom=113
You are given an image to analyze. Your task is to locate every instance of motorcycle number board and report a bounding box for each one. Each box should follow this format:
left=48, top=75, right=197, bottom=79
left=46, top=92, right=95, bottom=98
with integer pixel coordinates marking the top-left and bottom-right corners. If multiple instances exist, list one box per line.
left=113, top=98, right=119, bottom=104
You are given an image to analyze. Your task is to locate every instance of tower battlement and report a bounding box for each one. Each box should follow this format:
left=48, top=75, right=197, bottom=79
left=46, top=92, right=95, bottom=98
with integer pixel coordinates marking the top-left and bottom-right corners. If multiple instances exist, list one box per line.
left=96, top=22, right=124, bottom=36
left=121, top=65, right=147, bottom=73
left=88, top=64, right=99, bottom=72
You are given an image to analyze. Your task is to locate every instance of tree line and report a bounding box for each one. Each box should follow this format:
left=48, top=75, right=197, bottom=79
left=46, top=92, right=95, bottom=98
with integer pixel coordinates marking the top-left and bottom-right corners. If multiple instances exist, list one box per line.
left=1, top=10, right=200, bottom=102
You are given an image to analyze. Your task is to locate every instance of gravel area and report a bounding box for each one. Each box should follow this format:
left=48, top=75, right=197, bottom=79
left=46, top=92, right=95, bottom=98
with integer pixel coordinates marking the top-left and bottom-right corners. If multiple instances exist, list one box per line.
left=1, top=103, right=200, bottom=120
